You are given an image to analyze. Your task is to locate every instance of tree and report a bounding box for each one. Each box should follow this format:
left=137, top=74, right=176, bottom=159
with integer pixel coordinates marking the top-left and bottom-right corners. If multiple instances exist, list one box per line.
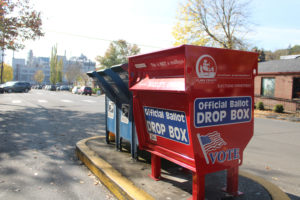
left=77, top=72, right=89, bottom=86
left=289, top=45, right=300, bottom=55
left=65, top=62, right=82, bottom=84
left=0, top=0, right=44, bottom=83
left=50, top=46, right=58, bottom=84
left=50, top=45, right=63, bottom=84
left=0, top=63, right=12, bottom=82
left=252, top=47, right=265, bottom=62
left=254, top=45, right=300, bottom=61
left=259, top=50, right=265, bottom=62
left=172, top=0, right=252, bottom=49
left=57, top=59, right=63, bottom=83
left=33, top=70, right=44, bottom=84
left=96, top=40, right=140, bottom=69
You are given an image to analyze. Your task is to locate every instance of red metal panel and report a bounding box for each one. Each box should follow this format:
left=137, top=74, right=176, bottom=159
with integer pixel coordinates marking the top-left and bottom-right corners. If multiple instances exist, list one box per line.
left=129, top=45, right=258, bottom=199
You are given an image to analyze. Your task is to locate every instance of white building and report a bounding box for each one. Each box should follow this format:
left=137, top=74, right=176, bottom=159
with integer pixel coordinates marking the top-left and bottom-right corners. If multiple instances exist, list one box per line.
left=12, top=51, right=96, bottom=85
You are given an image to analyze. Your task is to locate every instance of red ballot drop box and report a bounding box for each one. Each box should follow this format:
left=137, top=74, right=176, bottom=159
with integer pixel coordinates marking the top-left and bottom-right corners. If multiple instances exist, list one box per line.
left=129, top=45, right=258, bottom=199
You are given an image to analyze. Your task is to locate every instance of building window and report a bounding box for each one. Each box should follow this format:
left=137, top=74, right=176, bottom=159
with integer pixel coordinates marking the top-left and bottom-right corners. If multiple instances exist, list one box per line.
left=261, top=77, right=275, bottom=97
left=293, top=78, right=300, bottom=98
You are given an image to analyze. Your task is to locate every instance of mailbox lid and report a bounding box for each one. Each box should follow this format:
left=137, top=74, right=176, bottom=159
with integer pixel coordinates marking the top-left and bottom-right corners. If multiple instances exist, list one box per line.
left=87, top=70, right=117, bottom=101
left=110, top=64, right=129, bottom=87
left=103, top=64, right=131, bottom=103
left=130, top=77, right=185, bottom=92
left=129, top=46, right=186, bottom=92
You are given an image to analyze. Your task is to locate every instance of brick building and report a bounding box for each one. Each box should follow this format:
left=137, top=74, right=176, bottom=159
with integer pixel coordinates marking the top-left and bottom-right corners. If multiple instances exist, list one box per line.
left=254, top=57, right=300, bottom=112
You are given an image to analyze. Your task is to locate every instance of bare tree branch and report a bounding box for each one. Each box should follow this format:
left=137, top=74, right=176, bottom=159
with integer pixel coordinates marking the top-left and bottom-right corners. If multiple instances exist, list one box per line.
left=173, top=0, right=252, bottom=49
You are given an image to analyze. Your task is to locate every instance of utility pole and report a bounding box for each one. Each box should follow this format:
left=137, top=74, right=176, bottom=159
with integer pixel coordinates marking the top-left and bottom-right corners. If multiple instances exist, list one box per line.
left=0, top=46, right=4, bottom=84
left=0, top=2, right=4, bottom=84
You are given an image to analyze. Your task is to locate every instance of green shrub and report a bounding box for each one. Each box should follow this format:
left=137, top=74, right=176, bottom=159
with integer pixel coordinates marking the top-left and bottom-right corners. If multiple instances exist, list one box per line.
left=92, top=88, right=97, bottom=94
left=256, top=102, right=264, bottom=110
left=273, top=104, right=284, bottom=113
left=92, top=88, right=102, bottom=94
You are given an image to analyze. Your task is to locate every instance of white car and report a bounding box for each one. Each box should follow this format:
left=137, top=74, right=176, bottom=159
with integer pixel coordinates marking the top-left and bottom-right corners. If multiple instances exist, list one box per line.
left=72, top=86, right=80, bottom=94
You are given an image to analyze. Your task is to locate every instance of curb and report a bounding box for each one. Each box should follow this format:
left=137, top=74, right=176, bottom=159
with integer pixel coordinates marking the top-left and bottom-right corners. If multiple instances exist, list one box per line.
left=76, top=136, right=290, bottom=200
left=239, top=171, right=290, bottom=200
left=76, top=136, right=154, bottom=200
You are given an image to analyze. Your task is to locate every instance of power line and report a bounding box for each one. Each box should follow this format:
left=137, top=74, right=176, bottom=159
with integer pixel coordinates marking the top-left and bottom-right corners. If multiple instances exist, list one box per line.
left=47, top=30, right=167, bottom=49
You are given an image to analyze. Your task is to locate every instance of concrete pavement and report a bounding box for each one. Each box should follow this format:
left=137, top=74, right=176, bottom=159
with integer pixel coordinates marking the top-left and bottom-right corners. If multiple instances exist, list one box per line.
left=76, top=136, right=290, bottom=200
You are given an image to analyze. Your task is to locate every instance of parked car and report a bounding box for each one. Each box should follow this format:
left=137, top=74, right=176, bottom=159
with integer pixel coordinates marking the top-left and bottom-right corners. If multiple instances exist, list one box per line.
left=45, top=85, right=56, bottom=91
left=59, top=85, right=70, bottom=91
left=72, top=86, right=80, bottom=94
left=50, top=85, right=56, bottom=91
left=83, top=86, right=92, bottom=95
left=2, top=81, right=31, bottom=93
left=79, top=86, right=92, bottom=95
left=0, top=84, right=4, bottom=93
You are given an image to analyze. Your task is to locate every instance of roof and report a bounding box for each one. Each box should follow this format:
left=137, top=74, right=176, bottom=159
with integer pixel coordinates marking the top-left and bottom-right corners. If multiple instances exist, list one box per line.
left=258, top=57, right=300, bottom=74
left=280, top=55, right=300, bottom=59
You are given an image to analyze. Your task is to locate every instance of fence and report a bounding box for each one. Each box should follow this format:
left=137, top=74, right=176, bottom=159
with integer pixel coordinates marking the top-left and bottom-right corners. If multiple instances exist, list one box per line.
left=255, top=96, right=300, bottom=113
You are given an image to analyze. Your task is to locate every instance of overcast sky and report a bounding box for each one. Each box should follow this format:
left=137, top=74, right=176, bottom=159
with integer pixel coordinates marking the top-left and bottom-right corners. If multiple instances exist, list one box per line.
left=7, top=0, right=300, bottom=64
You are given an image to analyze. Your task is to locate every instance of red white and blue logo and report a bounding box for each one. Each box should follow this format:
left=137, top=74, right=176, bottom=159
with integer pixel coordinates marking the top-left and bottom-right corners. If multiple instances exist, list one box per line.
left=197, top=131, right=240, bottom=165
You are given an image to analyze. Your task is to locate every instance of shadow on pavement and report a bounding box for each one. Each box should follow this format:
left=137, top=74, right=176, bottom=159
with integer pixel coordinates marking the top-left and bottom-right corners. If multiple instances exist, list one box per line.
left=288, top=193, right=300, bottom=200
left=0, top=103, right=106, bottom=198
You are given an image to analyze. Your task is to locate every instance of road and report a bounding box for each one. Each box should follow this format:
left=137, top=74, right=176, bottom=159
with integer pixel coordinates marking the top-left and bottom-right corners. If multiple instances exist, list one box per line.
left=0, top=90, right=116, bottom=200
left=241, top=118, right=300, bottom=199
left=0, top=90, right=299, bottom=200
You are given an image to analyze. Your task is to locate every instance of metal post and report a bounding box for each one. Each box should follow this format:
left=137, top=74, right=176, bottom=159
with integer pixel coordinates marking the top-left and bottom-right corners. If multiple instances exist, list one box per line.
left=149, top=154, right=161, bottom=181
left=130, top=101, right=137, bottom=160
left=226, top=166, right=242, bottom=196
left=105, top=96, right=110, bottom=144
left=0, top=49, right=4, bottom=84
left=189, top=172, right=205, bottom=200
left=115, top=101, right=120, bottom=151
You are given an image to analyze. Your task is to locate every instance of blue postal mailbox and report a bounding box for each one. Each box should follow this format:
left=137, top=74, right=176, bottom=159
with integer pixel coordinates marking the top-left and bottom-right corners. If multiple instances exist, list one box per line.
left=87, top=64, right=138, bottom=159
left=87, top=70, right=117, bottom=144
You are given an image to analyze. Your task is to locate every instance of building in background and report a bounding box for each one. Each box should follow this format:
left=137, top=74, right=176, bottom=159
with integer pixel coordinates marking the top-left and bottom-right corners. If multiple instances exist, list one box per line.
left=255, top=56, right=300, bottom=112
left=12, top=50, right=95, bottom=85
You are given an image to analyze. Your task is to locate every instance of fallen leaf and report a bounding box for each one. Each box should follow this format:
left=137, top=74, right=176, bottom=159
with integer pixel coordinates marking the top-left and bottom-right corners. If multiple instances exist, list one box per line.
left=80, top=180, right=84, bottom=184
left=265, top=166, right=271, bottom=170
left=272, top=177, right=279, bottom=181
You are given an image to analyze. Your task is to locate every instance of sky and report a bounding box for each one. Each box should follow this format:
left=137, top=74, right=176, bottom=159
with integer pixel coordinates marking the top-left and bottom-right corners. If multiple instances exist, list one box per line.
left=6, top=0, right=300, bottom=65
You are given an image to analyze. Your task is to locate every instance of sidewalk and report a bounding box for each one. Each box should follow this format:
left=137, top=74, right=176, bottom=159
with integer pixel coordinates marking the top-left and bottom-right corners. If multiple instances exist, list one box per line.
left=76, top=136, right=290, bottom=200
left=254, top=110, right=300, bottom=122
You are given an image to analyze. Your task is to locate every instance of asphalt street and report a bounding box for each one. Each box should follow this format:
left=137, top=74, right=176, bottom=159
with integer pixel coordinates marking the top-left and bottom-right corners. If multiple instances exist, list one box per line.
left=242, top=118, right=300, bottom=200
left=0, top=90, right=116, bottom=200
left=0, top=90, right=299, bottom=200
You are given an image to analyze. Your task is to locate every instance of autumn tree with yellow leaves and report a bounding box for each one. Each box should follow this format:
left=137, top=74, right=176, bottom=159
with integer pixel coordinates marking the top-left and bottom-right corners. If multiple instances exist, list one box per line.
left=0, top=63, right=12, bottom=82
left=172, top=0, right=252, bottom=50
left=0, top=0, right=44, bottom=83
left=33, top=70, right=45, bottom=84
